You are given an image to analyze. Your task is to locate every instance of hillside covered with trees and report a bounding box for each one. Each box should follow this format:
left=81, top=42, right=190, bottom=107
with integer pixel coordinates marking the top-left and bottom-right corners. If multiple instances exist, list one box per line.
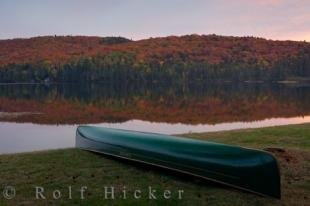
left=0, top=34, right=309, bottom=83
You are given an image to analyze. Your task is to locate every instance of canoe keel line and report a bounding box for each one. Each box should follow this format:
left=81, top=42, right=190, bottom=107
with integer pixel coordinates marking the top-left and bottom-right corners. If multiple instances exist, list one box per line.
left=76, top=126, right=281, bottom=198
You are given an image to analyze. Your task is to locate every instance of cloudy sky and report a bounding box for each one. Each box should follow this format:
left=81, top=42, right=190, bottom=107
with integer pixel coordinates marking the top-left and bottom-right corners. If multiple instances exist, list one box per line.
left=0, top=0, right=309, bottom=41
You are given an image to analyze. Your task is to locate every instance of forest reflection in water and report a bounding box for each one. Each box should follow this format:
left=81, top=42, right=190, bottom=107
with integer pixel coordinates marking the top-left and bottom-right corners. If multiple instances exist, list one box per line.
left=0, top=82, right=309, bottom=154
left=0, top=82, right=309, bottom=125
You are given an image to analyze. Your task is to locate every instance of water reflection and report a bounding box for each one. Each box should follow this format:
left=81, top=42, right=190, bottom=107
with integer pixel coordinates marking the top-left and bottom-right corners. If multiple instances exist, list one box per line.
left=0, top=82, right=309, bottom=154
left=0, top=82, right=309, bottom=124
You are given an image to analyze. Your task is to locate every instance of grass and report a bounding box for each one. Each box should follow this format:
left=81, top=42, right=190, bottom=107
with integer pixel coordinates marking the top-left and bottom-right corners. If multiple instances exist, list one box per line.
left=182, top=123, right=310, bottom=150
left=0, top=123, right=309, bottom=206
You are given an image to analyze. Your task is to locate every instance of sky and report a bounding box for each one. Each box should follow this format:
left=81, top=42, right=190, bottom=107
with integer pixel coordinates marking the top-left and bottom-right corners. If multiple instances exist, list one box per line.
left=0, top=0, right=309, bottom=41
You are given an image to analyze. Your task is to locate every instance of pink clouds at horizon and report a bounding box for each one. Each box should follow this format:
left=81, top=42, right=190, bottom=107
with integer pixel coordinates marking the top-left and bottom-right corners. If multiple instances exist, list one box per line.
left=0, top=0, right=309, bottom=42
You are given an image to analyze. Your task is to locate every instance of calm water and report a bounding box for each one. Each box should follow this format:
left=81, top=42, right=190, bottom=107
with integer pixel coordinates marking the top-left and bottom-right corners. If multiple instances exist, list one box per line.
left=0, top=83, right=309, bottom=154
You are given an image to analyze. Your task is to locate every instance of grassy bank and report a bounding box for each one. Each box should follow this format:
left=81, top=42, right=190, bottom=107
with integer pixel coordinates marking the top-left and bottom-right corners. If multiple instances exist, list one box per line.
left=0, top=123, right=309, bottom=206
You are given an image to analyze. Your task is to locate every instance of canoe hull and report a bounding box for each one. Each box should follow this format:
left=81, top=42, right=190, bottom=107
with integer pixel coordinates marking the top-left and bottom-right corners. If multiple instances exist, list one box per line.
left=76, top=126, right=281, bottom=198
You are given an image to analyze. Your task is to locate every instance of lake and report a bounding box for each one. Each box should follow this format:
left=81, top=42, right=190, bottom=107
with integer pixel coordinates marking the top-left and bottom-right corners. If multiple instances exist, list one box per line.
left=0, top=82, right=309, bottom=154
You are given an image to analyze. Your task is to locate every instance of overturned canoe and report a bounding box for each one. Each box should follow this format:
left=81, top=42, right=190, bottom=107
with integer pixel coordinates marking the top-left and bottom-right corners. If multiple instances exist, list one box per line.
left=76, top=126, right=281, bottom=198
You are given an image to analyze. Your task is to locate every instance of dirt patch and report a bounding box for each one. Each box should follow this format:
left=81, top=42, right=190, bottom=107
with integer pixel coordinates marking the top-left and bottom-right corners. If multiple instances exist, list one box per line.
left=264, top=147, right=309, bottom=184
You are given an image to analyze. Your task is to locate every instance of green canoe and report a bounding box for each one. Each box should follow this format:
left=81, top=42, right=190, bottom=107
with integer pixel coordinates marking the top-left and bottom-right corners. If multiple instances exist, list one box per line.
left=76, top=126, right=281, bottom=198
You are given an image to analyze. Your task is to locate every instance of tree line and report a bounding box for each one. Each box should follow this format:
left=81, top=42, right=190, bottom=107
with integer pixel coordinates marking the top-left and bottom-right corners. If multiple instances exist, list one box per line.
left=0, top=50, right=309, bottom=83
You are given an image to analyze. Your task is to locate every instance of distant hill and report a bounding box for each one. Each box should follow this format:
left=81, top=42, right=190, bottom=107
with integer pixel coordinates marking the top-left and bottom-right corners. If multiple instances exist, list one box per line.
left=0, top=36, right=131, bottom=66
left=0, top=34, right=309, bottom=83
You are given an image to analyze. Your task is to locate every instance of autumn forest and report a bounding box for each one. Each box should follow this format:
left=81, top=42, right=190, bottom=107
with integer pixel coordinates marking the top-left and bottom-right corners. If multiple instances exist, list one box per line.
left=0, top=34, right=309, bottom=83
